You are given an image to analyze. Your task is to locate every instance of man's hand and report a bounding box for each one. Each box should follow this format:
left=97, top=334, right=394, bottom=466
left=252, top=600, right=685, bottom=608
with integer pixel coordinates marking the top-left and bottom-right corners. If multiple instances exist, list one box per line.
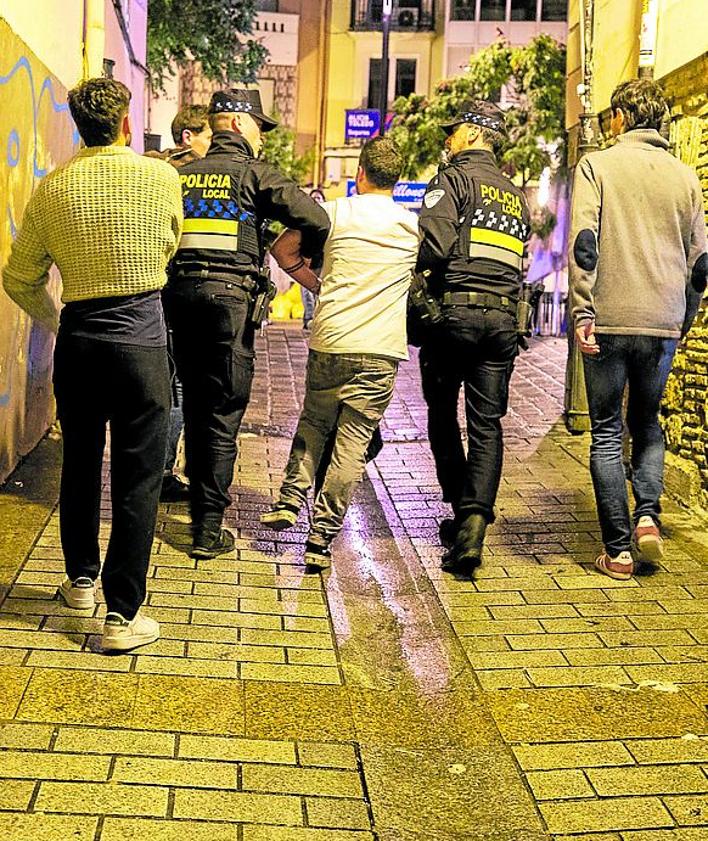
left=576, top=320, right=600, bottom=355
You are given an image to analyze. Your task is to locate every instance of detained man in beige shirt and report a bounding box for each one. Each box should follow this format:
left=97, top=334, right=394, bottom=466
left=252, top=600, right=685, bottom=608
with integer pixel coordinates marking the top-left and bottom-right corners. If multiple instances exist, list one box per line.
left=261, top=137, right=419, bottom=570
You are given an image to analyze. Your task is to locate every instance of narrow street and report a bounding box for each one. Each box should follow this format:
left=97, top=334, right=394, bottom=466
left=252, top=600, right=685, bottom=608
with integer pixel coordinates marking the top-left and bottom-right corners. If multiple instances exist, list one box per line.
left=0, top=324, right=707, bottom=841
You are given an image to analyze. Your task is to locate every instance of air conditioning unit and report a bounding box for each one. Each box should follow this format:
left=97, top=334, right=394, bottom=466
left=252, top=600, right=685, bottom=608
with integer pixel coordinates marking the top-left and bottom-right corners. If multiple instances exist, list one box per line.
left=397, top=7, right=419, bottom=27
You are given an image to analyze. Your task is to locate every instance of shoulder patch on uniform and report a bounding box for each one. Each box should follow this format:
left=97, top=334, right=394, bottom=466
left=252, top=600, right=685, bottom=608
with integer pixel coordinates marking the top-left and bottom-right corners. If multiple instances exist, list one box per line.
left=424, top=189, right=445, bottom=209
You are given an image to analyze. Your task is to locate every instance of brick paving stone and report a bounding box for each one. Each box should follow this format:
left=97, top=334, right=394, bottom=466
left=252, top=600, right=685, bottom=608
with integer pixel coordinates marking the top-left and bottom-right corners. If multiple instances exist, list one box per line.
left=663, top=795, right=708, bottom=826
left=525, top=769, right=595, bottom=799
left=540, top=797, right=674, bottom=834
left=35, top=781, right=169, bottom=816
left=0, top=751, right=110, bottom=781
left=587, top=765, right=708, bottom=796
left=100, top=818, right=239, bottom=841
left=627, top=738, right=708, bottom=765
left=0, top=780, right=35, bottom=810
left=173, top=788, right=303, bottom=824
left=54, top=726, right=175, bottom=756
left=0, top=814, right=98, bottom=841
left=513, top=741, right=635, bottom=770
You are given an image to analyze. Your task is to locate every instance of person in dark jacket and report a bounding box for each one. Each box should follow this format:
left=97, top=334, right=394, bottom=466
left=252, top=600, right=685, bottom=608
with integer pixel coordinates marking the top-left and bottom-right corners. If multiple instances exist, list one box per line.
left=146, top=105, right=213, bottom=503
left=145, top=104, right=212, bottom=169
left=163, top=89, right=330, bottom=559
left=416, top=100, right=530, bottom=576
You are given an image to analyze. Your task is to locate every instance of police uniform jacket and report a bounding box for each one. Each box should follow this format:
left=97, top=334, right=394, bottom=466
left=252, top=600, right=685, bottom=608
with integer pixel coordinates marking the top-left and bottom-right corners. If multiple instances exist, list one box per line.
left=171, top=132, right=330, bottom=281
left=417, top=149, right=531, bottom=302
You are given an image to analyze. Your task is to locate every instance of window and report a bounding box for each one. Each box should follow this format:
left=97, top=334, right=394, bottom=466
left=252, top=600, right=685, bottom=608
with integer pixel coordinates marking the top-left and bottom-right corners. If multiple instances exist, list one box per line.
left=450, top=0, right=476, bottom=21
left=395, top=59, right=416, bottom=99
left=367, top=58, right=383, bottom=109
left=256, top=0, right=279, bottom=10
left=510, top=0, right=537, bottom=21
left=367, top=57, right=417, bottom=109
left=480, top=0, right=506, bottom=21
left=541, top=0, right=566, bottom=20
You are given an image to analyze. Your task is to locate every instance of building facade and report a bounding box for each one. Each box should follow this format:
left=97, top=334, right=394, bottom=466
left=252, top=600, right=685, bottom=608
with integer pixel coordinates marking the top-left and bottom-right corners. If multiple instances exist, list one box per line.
left=319, top=0, right=567, bottom=192
left=0, top=0, right=149, bottom=482
left=565, top=0, right=708, bottom=506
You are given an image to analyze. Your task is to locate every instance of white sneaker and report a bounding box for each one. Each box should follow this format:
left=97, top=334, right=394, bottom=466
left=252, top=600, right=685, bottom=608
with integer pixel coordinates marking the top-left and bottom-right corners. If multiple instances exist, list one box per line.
left=58, top=576, right=95, bottom=610
left=101, top=611, right=159, bottom=652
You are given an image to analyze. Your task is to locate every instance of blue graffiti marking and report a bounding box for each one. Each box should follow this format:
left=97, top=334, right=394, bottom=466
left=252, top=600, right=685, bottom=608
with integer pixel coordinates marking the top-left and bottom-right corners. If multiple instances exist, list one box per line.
left=0, top=55, right=77, bottom=177
left=7, top=128, right=19, bottom=167
left=0, top=55, right=76, bottom=409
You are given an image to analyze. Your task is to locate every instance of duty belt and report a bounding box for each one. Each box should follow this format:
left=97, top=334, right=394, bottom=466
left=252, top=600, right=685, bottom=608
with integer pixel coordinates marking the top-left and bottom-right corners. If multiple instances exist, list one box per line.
left=443, top=291, right=516, bottom=315
left=171, top=265, right=257, bottom=294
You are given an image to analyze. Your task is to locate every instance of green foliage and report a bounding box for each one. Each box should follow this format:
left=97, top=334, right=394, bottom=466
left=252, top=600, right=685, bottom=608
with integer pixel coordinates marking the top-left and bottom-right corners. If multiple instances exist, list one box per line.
left=389, top=35, right=566, bottom=183
left=147, top=0, right=268, bottom=91
left=261, top=124, right=314, bottom=186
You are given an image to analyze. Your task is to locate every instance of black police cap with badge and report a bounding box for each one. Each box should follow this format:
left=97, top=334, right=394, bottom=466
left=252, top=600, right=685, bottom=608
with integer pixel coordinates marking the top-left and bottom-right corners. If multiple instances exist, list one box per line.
left=208, top=89, right=278, bottom=132
left=439, top=100, right=507, bottom=137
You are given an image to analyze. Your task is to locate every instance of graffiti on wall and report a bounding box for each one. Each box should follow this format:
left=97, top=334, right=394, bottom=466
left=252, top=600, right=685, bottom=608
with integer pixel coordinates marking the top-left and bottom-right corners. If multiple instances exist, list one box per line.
left=0, top=18, right=79, bottom=481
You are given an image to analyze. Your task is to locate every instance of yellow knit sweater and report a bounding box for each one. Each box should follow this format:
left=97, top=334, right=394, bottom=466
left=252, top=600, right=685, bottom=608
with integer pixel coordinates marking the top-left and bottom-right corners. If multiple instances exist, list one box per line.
left=2, top=145, right=183, bottom=332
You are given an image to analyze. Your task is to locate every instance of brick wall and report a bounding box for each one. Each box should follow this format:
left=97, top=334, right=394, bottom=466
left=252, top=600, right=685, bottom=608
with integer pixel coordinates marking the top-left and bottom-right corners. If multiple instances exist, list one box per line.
left=660, top=53, right=708, bottom=510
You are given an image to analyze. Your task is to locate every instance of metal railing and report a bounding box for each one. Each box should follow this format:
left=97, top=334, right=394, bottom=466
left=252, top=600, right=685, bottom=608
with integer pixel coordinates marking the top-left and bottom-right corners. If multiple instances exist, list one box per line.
left=350, top=0, right=436, bottom=32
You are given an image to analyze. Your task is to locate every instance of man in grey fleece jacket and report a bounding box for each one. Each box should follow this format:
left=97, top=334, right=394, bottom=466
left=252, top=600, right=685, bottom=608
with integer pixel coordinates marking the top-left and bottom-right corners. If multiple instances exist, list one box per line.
left=569, top=79, right=707, bottom=581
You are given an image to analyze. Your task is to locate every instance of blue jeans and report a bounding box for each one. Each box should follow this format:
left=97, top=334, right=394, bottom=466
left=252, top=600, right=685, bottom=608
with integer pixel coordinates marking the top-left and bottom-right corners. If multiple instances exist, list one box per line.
left=582, top=334, right=678, bottom=556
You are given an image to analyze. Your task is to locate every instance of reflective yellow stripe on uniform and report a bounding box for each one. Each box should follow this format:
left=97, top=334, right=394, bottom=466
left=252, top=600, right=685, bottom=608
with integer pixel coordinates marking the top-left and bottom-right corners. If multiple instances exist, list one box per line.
left=470, top=228, right=524, bottom=255
left=178, top=218, right=239, bottom=251
left=469, top=227, right=523, bottom=269
left=182, top=219, right=239, bottom=236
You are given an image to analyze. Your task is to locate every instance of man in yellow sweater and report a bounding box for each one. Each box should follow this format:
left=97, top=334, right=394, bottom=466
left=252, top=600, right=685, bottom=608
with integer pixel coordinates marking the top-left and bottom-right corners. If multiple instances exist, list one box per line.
left=2, top=78, right=183, bottom=652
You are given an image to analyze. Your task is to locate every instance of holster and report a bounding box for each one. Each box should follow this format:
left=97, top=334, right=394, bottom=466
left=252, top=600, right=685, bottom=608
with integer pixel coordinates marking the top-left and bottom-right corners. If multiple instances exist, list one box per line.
left=516, top=281, right=544, bottom=347
left=251, top=273, right=277, bottom=327
left=407, top=270, right=443, bottom=347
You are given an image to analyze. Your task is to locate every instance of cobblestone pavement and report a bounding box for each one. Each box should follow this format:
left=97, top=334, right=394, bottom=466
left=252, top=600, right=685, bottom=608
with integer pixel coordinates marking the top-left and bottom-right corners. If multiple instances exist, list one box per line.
left=0, top=323, right=707, bottom=841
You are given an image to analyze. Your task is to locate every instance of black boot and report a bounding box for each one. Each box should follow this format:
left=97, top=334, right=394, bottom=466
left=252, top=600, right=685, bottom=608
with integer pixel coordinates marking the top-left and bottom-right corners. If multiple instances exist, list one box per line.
left=440, top=513, right=486, bottom=576
left=191, top=527, right=235, bottom=559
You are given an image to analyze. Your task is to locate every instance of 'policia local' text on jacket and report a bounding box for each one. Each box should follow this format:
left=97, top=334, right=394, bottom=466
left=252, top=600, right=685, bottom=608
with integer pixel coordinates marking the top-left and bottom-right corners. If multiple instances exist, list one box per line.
left=171, top=132, right=330, bottom=279
left=416, top=148, right=531, bottom=301
left=569, top=129, right=708, bottom=338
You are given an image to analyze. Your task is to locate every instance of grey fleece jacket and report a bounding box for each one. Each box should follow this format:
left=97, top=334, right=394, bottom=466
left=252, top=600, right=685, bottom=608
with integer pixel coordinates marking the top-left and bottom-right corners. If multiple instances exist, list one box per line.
left=569, top=129, right=708, bottom=338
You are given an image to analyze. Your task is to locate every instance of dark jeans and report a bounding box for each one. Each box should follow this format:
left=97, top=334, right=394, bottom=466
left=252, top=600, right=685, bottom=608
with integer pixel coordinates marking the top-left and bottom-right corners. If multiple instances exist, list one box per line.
left=420, top=306, right=518, bottom=523
left=583, top=334, right=679, bottom=556
left=163, top=280, right=255, bottom=533
left=53, top=334, right=170, bottom=619
left=165, top=376, right=184, bottom=473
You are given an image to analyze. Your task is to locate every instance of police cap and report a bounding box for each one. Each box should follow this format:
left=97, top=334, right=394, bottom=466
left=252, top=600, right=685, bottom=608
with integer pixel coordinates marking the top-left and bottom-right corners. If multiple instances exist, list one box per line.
left=208, top=89, right=278, bottom=132
left=439, top=100, right=507, bottom=137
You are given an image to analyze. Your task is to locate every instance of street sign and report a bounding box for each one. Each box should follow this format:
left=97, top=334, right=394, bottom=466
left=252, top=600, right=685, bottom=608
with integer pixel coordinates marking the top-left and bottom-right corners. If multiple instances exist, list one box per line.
left=345, top=110, right=380, bottom=141
left=346, top=179, right=427, bottom=210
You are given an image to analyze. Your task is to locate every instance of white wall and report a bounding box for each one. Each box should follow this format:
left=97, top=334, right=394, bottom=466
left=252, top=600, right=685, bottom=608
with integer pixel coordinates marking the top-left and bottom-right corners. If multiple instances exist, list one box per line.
left=0, top=0, right=86, bottom=88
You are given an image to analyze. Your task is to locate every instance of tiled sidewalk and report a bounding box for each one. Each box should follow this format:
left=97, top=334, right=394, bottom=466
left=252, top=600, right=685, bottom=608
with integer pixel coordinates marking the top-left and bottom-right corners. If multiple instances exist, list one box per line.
left=0, top=324, right=706, bottom=841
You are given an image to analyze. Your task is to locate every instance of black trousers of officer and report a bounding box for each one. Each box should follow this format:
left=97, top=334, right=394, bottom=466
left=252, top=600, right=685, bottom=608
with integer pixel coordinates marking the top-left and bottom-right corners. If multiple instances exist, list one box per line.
left=419, top=305, right=518, bottom=524
left=163, top=279, right=255, bottom=535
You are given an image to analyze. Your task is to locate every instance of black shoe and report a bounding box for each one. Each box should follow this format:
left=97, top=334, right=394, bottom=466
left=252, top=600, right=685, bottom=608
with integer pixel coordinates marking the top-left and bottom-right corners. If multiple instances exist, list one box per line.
left=160, top=474, right=190, bottom=503
left=440, top=513, right=486, bottom=576
left=438, top=518, right=458, bottom=549
left=191, top=528, right=235, bottom=559
left=304, top=539, right=331, bottom=572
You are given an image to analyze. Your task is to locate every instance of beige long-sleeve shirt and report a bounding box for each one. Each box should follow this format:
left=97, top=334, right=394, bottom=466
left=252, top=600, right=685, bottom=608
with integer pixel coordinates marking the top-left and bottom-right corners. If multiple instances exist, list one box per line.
left=3, top=145, right=183, bottom=332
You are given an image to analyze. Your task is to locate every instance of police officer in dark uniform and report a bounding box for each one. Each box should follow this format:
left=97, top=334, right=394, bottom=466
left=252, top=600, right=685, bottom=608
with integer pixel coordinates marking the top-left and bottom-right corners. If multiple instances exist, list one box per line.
left=416, top=100, right=531, bottom=575
left=163, top=89, right=330, bottom=559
